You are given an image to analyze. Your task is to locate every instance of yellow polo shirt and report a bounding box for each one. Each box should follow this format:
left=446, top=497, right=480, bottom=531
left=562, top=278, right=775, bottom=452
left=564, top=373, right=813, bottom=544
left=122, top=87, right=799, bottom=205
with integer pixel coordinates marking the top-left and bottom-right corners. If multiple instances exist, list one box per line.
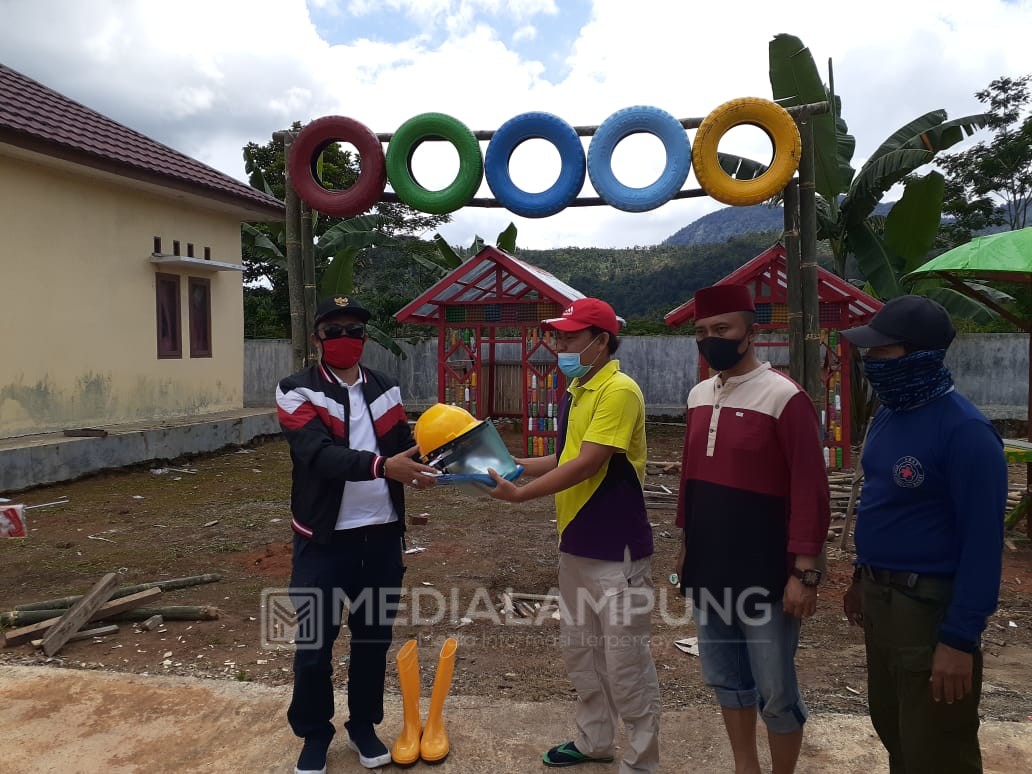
left=555, top=359, right=650, bottom=559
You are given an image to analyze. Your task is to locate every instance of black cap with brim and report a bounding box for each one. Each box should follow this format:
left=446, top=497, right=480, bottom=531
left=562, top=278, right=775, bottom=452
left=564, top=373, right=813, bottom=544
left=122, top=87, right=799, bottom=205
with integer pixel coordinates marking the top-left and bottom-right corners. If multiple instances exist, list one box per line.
left=314, top=295, right=371, bottom=327
left=840, top=324, right=903, bottom=348
left=841, top=295, right=956, bottom=351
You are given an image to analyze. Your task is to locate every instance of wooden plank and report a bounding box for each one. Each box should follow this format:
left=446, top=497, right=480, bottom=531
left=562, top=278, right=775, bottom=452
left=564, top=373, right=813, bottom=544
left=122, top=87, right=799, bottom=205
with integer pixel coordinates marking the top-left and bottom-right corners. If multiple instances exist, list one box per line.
left=40, top=573, right=121, bottom=657
left=31, top=625, right=119, bottom=648
left=3, top=587, right=162, bottom=648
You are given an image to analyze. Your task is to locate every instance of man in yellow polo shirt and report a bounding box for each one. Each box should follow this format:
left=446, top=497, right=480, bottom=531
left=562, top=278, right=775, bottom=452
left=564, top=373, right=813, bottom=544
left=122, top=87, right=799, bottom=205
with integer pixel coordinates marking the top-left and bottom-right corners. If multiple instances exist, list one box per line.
left=489, top=298, right=660, bottom=773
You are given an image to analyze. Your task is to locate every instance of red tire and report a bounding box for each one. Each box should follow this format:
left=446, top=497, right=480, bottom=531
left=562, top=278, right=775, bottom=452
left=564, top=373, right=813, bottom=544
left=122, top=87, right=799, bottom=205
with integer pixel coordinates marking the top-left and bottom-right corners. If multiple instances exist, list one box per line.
left=287, top=116, right=386, bottom=217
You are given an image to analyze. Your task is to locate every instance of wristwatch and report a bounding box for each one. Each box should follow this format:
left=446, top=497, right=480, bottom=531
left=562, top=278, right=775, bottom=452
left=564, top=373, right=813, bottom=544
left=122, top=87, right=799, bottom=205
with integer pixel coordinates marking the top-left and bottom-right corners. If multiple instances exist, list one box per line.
left=790, top=566, right=822, bottom=587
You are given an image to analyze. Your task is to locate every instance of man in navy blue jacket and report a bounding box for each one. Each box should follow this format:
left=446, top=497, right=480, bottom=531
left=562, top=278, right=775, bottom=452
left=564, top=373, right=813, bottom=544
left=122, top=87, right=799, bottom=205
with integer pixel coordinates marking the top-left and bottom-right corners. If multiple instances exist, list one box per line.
left=841, top=296, right=1007, bottom=774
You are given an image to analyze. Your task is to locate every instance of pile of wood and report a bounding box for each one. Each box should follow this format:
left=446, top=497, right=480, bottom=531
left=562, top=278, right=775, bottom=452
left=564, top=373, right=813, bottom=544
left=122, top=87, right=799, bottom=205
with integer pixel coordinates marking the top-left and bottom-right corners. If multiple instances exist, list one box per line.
left=1007, top=488, right=1027, bottom=512
left=829, top=471, right=861, bottom=515
left=1, top=573, right=221, bottom=656
left=643, top=483, right=678, bottom=511
left=646, top=459, right=680, bottom=477
left=496, top=591, right=560, bottom=621
left=644, top=460, right=679, bottom=511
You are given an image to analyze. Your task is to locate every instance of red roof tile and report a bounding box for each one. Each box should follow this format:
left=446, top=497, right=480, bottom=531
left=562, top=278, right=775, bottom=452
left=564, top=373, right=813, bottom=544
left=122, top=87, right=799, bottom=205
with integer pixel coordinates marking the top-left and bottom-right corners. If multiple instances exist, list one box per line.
left=0, top=64, right=283, bottom=219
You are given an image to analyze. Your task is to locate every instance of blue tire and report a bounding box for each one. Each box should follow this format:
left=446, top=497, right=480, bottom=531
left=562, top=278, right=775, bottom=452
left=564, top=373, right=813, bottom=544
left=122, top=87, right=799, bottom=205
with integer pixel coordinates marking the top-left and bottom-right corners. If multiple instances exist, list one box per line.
left=587, top=106, right=691, bottom=212
left=484, top=112, right=586, bottom=218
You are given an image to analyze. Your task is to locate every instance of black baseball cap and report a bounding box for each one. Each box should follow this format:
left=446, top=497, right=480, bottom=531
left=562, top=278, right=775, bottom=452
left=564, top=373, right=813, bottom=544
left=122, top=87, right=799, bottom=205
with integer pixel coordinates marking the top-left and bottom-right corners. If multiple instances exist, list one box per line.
left=842, top=295, right=956, bottom=350
left=313, top=295, right=371, bottom=328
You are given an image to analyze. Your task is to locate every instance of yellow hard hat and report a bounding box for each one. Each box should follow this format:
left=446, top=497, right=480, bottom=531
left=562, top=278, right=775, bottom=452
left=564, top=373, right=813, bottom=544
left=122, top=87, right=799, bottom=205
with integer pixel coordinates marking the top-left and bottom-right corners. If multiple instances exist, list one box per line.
left=414, top=403, right=482, bottom=457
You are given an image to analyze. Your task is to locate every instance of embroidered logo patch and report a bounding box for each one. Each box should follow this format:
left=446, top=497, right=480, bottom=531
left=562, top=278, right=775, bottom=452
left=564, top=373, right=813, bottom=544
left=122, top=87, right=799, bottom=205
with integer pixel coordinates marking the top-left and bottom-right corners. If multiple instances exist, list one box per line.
left=893, top=456, right=925, bottom=488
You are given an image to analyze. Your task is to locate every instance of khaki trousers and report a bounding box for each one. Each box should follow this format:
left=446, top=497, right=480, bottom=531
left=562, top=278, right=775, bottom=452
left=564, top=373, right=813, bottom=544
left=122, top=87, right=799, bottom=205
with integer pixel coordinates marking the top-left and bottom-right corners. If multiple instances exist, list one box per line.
left=558, top=550, right=661, bottom=773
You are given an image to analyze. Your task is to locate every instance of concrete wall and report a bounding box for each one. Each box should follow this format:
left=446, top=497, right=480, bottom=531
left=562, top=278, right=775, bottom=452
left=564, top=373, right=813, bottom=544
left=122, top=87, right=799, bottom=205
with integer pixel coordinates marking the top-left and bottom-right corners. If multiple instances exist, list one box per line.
left=247, top=333, right=1029, bottom=419
left=244, top=339, right=294, bottom=406
left=0, top=151, right=246, bottom=438
left=947, top=333, right=1030, bottom=419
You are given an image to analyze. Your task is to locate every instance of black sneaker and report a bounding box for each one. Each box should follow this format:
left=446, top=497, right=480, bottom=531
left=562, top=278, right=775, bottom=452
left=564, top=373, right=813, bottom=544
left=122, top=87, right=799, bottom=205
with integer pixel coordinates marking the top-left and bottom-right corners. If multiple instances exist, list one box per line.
left=295, top=733, right=333, bottom=774
left=345, top=720, right=392, bottom=769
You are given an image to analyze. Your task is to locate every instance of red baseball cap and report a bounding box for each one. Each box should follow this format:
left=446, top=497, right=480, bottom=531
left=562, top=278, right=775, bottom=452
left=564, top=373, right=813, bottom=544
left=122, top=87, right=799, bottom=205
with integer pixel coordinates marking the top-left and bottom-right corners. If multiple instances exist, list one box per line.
left=542, top=298, right=620, bottom=336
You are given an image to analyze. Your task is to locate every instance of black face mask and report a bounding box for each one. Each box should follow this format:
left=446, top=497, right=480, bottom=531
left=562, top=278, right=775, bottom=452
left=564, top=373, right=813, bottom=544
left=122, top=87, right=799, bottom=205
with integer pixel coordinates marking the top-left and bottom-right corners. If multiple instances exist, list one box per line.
left=697, top=336, right=748, bottom=372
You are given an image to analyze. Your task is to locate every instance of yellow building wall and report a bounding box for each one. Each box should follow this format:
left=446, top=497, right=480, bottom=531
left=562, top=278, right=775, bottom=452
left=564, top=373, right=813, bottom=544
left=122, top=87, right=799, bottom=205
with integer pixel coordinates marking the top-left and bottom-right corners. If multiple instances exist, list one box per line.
left=0, top=153, right=246, bottom=438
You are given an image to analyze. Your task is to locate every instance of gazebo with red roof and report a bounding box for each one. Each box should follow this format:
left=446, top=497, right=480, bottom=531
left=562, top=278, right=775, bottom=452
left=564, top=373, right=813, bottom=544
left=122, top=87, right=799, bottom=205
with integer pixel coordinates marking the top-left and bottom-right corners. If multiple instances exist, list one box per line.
left=395, top=245, right=587, bottom=457
left=664, top=243, right=883, bottom=469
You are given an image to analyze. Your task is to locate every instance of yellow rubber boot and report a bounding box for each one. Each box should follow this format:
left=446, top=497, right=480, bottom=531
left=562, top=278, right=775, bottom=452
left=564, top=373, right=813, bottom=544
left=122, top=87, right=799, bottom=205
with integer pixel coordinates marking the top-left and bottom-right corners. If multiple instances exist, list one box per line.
left=391, top=640, right=422, bottom=766
left=419, top=637, right=458, bottom=763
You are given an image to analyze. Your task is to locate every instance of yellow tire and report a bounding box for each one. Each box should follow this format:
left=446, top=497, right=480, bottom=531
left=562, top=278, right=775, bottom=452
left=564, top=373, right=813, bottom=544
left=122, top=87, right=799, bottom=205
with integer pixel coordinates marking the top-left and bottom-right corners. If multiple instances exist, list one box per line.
left=692, top=97, right=801, bottom=207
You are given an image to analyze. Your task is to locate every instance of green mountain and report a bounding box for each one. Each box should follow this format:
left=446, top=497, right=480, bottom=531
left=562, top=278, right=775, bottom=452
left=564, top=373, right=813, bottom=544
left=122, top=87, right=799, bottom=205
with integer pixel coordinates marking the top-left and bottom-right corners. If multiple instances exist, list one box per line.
left=519, top=233, right=781, bottom=327
left=665, top=201, right=895, bottom=246
left=664, top=205, right=785, bottom=245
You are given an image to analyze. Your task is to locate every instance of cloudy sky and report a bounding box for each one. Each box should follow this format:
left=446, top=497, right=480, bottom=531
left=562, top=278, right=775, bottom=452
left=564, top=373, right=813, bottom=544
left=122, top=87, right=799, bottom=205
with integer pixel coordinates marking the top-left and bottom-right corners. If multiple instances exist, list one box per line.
left=2, top=0, right=1030, bottom=249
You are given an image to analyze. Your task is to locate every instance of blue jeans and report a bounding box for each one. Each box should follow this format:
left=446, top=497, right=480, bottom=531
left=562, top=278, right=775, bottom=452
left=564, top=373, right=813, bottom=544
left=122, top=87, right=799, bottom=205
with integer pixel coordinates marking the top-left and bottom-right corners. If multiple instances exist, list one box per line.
left=286, top=525, right=405, bottom=741
left=694, top=594, right=808, bottom=734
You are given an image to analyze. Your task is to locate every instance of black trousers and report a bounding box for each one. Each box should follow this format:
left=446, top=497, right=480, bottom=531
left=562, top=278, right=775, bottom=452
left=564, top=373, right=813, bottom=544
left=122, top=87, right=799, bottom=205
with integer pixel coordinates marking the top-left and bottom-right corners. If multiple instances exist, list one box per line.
left=286, top=526, right=405, bottom=740
left=862, top=572, right=983, bottom=774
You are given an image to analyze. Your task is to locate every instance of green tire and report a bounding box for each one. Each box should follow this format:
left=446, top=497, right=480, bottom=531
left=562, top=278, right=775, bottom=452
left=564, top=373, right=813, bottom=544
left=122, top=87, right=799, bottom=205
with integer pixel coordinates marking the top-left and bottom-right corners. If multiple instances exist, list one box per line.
left=386, top=112, right=483, bottom=214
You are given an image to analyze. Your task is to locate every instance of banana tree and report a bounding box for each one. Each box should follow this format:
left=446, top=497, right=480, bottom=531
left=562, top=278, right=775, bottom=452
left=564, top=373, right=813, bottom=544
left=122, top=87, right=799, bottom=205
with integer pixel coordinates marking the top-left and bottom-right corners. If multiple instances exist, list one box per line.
left=769, top=33, right=991, bottom=318
left=428, top=222, right=519, bottom=276
left=315, top=214, right=420, bottom=357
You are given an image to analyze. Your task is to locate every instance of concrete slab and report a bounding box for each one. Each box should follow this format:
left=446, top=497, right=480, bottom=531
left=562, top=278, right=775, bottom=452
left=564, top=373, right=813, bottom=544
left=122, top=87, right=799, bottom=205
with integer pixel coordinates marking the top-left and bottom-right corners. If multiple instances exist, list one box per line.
left=0, top=408, right=279, bottom=493
left=0, top=665, right=1029, bottom=773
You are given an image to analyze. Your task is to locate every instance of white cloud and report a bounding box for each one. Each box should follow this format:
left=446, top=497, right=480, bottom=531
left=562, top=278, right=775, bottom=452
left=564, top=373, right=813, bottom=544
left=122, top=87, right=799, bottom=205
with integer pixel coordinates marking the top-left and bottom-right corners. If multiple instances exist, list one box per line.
left=513, top=24, right=537, bottom=43
left=1, top=0, right=1029, bottom=250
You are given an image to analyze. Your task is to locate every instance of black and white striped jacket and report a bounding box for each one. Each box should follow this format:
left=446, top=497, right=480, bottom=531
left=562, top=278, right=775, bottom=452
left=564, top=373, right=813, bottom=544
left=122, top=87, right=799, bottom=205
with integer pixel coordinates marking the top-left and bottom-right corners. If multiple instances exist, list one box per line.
left=276, top=362, right=414, bottom=543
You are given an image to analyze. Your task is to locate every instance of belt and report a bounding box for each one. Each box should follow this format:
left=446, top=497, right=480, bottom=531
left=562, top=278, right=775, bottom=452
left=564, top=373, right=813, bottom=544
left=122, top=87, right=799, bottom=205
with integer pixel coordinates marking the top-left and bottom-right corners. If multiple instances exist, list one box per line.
left=860, top=565, right=952, bottom=589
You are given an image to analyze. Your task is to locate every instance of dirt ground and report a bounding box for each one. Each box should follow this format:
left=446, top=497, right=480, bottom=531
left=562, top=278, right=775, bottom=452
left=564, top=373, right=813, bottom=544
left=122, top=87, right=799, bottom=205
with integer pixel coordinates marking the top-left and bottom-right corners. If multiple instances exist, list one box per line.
left=3, top=664, right=1032, bottom=774
left=2, top=423, right=1031, bottom=737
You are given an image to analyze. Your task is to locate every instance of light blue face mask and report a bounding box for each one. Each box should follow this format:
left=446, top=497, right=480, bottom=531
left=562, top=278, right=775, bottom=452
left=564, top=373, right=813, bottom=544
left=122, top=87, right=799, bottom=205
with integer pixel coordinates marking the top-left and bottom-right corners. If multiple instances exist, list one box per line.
left=557, top=335, right=601, bottom=378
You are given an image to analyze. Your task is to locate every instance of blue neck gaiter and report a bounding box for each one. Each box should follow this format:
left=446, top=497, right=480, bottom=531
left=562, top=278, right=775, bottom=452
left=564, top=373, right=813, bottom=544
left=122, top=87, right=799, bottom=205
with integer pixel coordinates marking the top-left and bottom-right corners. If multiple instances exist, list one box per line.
left=862, top=348, right=954, bottom=412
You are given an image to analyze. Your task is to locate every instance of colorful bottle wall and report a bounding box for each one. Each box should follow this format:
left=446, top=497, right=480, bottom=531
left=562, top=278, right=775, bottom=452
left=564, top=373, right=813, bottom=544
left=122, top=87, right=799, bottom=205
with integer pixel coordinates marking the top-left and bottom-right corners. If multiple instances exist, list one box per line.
left=524, top=328, right=561, bottom=457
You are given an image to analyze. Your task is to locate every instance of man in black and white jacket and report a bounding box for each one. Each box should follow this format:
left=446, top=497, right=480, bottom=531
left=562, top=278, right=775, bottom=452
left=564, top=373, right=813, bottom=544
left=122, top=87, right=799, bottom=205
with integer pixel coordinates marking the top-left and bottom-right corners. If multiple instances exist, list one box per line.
left=276, top=295, right=437, bottom=773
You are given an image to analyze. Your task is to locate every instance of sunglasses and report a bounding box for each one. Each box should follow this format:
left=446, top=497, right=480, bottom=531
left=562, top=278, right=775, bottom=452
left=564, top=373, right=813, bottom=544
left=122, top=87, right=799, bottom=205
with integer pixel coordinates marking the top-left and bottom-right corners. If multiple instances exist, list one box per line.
left=319, top=323, right=367, bottom=340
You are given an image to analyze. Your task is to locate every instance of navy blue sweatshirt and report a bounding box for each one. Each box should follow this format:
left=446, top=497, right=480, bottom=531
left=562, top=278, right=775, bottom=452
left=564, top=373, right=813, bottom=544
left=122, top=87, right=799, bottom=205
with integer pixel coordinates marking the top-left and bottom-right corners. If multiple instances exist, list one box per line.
left=855, top=391, right=1007, bottom=652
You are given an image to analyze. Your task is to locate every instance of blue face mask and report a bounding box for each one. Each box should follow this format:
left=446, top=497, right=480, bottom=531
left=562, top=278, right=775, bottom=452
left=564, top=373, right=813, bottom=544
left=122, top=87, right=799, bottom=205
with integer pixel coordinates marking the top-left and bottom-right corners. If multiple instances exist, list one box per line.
left=558, top=335, right=601, bottom=379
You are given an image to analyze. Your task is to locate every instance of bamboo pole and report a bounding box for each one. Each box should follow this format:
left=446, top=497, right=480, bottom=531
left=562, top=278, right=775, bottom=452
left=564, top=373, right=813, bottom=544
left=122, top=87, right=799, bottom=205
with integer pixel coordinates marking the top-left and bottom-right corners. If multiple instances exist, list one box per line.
left=3, top=605, right=219, bottom=628
left=12, top=574, right=222, bottom=612
left=840, top=423, right=871, bottom=551
left=300, top=201, right=317, bottom=366
left=798, top=115, right=825, bottom=409
left=784, top=178, right=804, bottom=386
left=371, top=101, right=830, bottom=143
left=277, top=130, right=306, bottom=372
